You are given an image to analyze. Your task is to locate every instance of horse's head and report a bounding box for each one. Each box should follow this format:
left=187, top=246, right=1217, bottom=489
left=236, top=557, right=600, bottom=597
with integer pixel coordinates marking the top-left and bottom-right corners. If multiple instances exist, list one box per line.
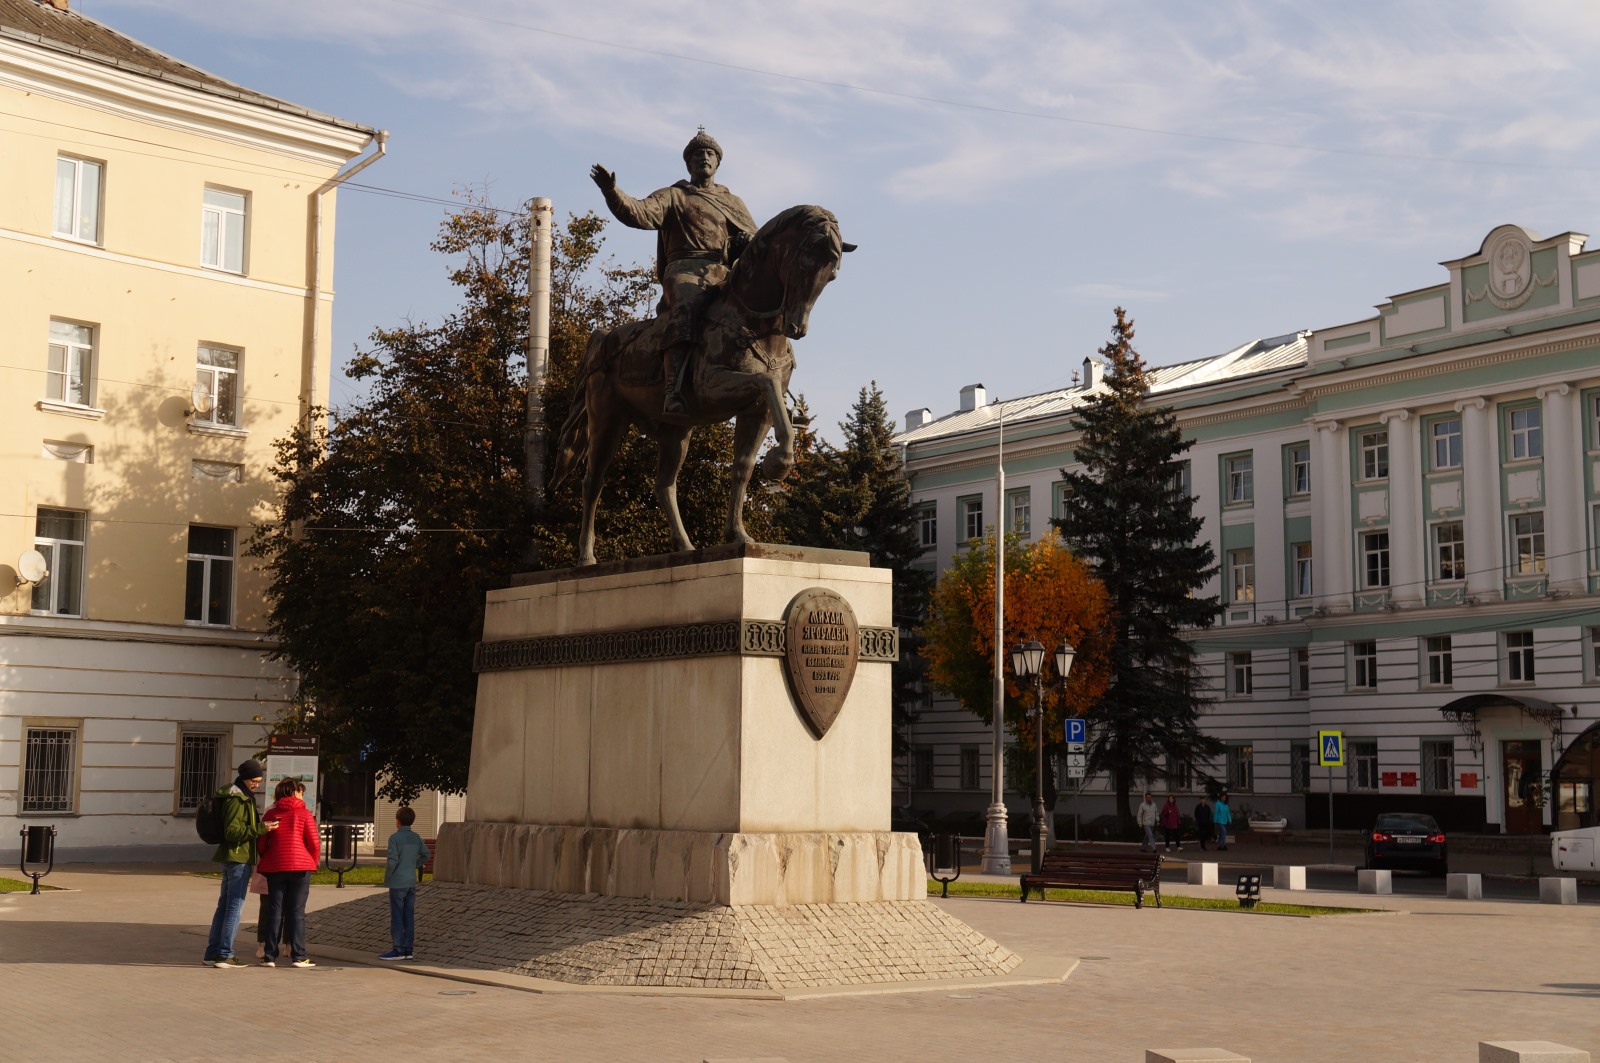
left=729, top=205, right=854, bottom=340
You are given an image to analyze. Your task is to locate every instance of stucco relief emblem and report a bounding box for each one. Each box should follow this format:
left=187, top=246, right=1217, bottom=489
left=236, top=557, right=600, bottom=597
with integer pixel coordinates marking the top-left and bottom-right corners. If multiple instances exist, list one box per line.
left=782, top=588, right=860, bottom=740
left=1466, top=229, right=1555, bottom=311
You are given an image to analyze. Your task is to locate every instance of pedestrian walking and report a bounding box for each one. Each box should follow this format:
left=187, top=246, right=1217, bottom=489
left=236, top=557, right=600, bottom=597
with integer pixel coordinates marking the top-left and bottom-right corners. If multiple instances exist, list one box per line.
left=1213, top=791, right=1233, bottom=851
left=202, top=759, right=279, bottom=968
left=256, top=777, right=321, bottom=968
left=1194, top=795, right=1213, bottom=851
left=1160, top=794, right=1182, bottom=852
left=1135, top=791, right=1159, bottom=851
left=378, top=806, right=432, bottom=961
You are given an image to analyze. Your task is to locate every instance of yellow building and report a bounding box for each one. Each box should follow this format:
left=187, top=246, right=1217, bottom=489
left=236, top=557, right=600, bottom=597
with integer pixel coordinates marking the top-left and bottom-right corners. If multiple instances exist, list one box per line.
left=0, top=0, right=381, bottom=859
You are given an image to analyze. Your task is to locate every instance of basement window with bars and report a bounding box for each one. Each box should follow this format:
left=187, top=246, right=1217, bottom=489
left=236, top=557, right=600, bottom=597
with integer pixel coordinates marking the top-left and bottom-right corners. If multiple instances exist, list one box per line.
left=22, top=725, right=77, bottom=813
left=178, top=732, right=228, bottom=812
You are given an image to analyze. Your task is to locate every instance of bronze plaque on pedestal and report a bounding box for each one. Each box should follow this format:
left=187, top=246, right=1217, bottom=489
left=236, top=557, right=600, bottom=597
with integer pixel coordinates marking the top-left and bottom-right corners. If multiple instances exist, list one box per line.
left=783, top=588, right=860, bottom=739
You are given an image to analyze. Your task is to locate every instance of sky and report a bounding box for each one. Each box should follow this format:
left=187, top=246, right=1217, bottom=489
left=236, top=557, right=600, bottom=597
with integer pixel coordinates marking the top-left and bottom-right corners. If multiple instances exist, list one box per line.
left=83, top=0, right=1600, bottom=442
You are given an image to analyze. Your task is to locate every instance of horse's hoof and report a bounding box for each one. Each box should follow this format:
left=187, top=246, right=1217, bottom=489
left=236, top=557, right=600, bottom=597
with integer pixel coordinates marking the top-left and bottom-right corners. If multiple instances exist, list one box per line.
left=576, top=556, right=596, bottom=567
left=760, top=451, right=793, bottom=480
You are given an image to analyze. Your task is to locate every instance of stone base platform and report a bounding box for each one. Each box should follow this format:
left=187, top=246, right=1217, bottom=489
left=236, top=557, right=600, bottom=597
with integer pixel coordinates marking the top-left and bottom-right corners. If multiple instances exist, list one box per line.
left=305, top=882, right=1023, bottom=993
left=436, top=822, right=927, bottom=906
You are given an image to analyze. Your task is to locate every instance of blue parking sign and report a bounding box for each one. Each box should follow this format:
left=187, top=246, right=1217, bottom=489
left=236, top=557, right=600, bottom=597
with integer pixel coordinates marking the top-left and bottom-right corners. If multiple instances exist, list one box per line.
left=1064, top=718, right=1086, bottom=744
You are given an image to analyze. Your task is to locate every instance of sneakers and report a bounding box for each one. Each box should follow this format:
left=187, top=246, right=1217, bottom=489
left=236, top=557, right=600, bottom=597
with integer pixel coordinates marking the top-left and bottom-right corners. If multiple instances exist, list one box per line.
left=403, top=953, right=415, bottom=961
left=212, top=956, right=248, bottom=969
left=378, top=949, right=405, bottom=960
left=260, top=959, right=276, bottom=968
left=291, top=958, right=316, bottom=969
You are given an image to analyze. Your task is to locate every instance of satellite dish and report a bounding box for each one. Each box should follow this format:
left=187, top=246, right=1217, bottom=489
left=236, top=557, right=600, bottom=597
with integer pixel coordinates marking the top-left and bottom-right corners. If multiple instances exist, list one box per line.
left=17, top=550, right=48, bottom=584
left=189, top=385, right=216, bottom=417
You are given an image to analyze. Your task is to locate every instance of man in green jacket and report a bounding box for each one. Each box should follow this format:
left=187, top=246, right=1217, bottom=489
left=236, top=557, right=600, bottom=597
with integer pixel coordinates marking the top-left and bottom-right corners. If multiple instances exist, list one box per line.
left=202, top=759, right=278, bottom=968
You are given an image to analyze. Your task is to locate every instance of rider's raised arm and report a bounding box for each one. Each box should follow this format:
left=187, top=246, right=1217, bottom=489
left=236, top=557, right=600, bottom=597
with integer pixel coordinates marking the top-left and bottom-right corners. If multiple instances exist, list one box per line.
left=599, top=182, right=676, bottom=232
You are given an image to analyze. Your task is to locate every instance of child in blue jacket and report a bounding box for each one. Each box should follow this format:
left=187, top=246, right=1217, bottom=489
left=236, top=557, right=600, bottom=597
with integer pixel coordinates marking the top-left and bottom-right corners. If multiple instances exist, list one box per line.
left=379, top=807, right=431, bottom=960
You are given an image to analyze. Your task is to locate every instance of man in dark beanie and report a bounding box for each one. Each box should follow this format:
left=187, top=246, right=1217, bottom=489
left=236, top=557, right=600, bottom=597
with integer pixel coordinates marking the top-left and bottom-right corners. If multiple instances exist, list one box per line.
left=202, top=759, right=279, bottom=967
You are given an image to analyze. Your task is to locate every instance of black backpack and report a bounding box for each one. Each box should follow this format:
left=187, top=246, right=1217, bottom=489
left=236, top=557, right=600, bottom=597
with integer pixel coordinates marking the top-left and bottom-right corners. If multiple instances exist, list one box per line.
left=195, top=793, right=226, bottom=846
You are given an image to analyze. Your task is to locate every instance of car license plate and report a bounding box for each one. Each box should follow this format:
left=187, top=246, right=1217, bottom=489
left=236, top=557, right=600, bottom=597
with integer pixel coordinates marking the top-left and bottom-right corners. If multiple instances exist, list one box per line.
left=1396, top=836, right=1421, bottom=845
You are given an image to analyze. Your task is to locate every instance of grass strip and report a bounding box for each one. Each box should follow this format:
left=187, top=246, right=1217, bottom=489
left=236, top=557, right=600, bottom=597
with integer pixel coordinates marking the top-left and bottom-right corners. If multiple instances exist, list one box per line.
left=0, top=877, right=60, bottom=892
left=929, top=879, right=1369, bottom=916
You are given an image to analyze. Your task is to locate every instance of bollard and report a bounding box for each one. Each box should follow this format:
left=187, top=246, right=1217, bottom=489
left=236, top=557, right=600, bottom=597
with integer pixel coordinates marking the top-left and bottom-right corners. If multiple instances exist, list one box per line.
left=926, top=833, right=962, bottom=898
left=1538, top=878, right=1577, bottom=905
left=1186, top=862, right=1217, bottom=885
left=1146, top=1050, right=1251, bottom=1063
left=325, top=823, right=359, bottom=888
left=1479, top=1041, right=1590, bottom=1063
left=1357, top=868, right=1392, bottom=894
left=1272, top=865, right=1306, bottom=890
left=19, top=824, right=56, bottom=895
left=1446, top=872, right=1483, bottom=900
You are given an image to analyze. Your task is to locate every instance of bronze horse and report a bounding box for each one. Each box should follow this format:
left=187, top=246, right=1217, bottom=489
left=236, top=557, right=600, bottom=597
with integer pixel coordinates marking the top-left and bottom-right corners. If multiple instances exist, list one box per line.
left=551, top=204, right=854, bottom=566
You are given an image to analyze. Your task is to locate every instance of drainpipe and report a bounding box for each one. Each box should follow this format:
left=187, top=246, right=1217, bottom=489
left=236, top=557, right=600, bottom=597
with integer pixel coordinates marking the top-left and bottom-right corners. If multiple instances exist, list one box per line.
left=305, top=130, right=389, bottom=429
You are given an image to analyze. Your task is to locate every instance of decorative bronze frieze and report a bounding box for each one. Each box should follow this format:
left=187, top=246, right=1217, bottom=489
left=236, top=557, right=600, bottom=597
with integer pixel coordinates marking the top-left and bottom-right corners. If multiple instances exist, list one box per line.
left=474, top=617, right=896, bottom=673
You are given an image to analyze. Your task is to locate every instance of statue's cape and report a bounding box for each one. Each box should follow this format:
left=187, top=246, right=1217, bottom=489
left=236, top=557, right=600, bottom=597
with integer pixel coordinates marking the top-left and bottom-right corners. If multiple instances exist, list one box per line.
left=674, top=180, right=757, bottom=236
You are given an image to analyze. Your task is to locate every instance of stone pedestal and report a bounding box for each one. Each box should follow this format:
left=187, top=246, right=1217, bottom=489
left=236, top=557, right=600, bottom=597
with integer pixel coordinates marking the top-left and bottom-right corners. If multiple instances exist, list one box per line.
left=437, top=543, right=921, bottom=905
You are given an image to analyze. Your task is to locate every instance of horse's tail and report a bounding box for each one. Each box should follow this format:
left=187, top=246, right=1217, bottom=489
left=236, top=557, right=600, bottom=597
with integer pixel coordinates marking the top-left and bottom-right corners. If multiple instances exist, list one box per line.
left=549, top=330, right=605, bottom=493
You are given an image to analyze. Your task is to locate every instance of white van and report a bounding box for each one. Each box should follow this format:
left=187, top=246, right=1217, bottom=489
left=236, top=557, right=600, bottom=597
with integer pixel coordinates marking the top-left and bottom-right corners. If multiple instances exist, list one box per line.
left=1551, top=826, right=1600, bottom=873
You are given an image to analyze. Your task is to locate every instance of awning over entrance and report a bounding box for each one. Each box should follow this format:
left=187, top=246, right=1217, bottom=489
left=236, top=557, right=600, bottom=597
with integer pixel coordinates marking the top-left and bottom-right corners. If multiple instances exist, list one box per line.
left=1438, top=693, right=1567, bottom=755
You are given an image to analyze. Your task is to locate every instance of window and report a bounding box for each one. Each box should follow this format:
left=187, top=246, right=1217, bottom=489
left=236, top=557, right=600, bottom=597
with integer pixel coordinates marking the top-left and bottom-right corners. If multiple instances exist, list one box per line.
left=1431, top=417, right=1462, bottom=470
left=22, top=725, right=77, bottom=813
left=916, top=504, right=936, bottom=549
left=1591, top=627, right=1600, bottom=681
left=1290, top=741, right=1311, bottom=793
left=1167, top=759, right=1192, bottom=792
left=177, top=732, right=227, bottom=812
left=1170, top=461, right=1192, bottom=498
left=1291, top=647, right=1310, bottom=696
left=1053, top=480, right=1075, bottom=519
left=1289, top=444, right=1311, bottom=496
left=1422, top=740, right=1454, bottom=794
left=1226, top=743, right=1254, bottom=792
left=194, top=346, right=240, bottom=427
left=1432, top=521, right=1465, bottom=582
left=1008, top=489, right=1031, bottom=537
left=1348, top=740, right=1379, bottom=792
left=47, top=320, right=94, bottom=406
left=959, top=746, right=980, bottom=790
left=31, top=508, right=85, bottom=617
left=1229, top=652, right=1254, bottom=696
left=1351, top=640, right=1377, bottom=689
left=1425, top=636, right=1453, bottom=686
left=54, top=156, right=102, bottom=242
left=1225, top=454, right=1253, bottom=505
left=1508, top=405, right=1542, bottom=460
left=1291, top=542, right=1313, bottom=598
left=1360, top=430, right=1389, bottom=480
left=960, top=497, right=984, bottom=542
left=1361, top=531, right=1390, bottom=588
left=185, top=525, right=234, bottom=626
left=912, top=747, right=934, bottom=790
left=200, top=187, right=247, bottom=272
left=1228, top=548, right=1255, bottom=603
left=1510, top=513, right=1546, bottom=574
left=1506, top=630, right=1535, bottom=682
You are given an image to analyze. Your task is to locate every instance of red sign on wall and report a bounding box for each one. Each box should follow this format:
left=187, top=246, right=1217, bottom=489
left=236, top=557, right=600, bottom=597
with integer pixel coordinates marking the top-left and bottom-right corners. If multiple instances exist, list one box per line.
left=1400, top=772, right=1418, bottom=787
left=1381, top=771, right=1399, bottom=788
left=1461, top=772, right=1479, bottom=789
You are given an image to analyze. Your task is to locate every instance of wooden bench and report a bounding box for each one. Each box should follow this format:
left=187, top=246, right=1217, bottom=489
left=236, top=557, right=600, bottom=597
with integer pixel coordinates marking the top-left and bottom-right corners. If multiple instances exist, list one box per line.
left=1018, top=849, right=1163, bottom=908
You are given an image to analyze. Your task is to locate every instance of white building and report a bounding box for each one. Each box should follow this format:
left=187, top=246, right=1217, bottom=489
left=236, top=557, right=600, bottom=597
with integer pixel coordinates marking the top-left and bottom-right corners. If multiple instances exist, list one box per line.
left=898, top=223, right=1600, bottom=836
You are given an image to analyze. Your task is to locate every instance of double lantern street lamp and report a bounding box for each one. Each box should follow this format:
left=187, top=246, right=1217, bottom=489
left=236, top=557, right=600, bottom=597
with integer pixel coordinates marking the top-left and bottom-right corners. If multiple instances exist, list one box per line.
left=1009, top=640, right=1076, bottom=874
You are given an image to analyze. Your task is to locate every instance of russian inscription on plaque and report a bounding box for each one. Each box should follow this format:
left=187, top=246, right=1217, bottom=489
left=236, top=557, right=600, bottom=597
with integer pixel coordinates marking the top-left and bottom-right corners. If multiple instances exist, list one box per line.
left=783, top=588, right=860, bottom=739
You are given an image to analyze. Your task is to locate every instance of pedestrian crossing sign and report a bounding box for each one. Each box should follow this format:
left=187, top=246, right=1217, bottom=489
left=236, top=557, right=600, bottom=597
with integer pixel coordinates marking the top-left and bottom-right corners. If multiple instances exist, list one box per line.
left=1318, top=730, right=1345, bottom=767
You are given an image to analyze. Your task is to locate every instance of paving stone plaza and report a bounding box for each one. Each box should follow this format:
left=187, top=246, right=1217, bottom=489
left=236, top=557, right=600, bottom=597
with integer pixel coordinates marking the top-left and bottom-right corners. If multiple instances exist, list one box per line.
left=3, top=863, right=1595, bottom=1062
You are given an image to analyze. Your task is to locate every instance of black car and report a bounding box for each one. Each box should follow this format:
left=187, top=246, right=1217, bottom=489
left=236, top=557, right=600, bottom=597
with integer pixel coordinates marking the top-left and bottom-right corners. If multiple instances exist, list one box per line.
left=1364, top=812, right=1448, bottom=875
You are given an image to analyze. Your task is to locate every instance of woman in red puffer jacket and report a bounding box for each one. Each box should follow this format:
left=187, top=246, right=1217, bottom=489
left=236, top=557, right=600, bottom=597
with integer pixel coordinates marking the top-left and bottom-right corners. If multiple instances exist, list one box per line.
left=256, top=777, right=321, bottom=967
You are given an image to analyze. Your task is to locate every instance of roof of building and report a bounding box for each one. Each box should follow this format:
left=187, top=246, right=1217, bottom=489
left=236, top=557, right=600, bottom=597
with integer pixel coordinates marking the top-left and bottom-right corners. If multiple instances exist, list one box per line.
left=896, top=331, right=1309, bottom=446
left=0, top=0, right=374, bottom=135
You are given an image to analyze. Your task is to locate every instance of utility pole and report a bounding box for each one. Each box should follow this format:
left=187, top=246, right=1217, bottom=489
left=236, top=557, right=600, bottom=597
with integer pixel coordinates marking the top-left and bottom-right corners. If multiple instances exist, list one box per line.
left=981, top=398, right=1011, bottom=875
left=524, top=197, right=553, bottom=507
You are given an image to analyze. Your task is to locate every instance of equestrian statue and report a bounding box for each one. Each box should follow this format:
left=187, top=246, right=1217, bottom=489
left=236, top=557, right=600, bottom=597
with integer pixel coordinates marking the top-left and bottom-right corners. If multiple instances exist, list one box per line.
left=551, top=131, right=855, bottom=566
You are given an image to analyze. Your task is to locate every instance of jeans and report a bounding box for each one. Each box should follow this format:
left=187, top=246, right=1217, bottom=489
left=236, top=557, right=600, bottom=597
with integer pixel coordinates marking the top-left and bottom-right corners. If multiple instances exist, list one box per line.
left=204, top=861, right=253, bottom=960
left=262, top=870, right=312, bottom=963
left=1141, top=825, right=1157, bottom=850
left=1215, top=823, right=1229, bottom=848
left=389, top=886, right=417, bottom=953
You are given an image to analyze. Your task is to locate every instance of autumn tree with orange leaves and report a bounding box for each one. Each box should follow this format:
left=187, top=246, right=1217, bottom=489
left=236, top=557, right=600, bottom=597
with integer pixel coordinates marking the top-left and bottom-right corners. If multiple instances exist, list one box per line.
left=921, top=532, right=1114, bottom=812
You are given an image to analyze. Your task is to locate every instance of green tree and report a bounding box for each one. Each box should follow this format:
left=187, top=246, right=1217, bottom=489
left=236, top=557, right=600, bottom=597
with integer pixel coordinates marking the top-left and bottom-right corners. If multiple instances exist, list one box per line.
left=251, top=198, right=754, bottom=799
left=1052, top=307, right=1222, bottom=831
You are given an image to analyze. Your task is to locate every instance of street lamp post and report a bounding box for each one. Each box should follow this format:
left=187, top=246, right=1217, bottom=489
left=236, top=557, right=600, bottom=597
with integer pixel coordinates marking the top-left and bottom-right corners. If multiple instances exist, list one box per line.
left=1010, top=640, right=1046, bottom=874
left=1053, top=641, right=1077, bottom=848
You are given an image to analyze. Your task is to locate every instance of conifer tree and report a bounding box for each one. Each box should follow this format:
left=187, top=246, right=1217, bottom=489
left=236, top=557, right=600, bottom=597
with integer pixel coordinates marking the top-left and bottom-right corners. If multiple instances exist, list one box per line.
left=1052, top=308, right=1222, bottom=831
